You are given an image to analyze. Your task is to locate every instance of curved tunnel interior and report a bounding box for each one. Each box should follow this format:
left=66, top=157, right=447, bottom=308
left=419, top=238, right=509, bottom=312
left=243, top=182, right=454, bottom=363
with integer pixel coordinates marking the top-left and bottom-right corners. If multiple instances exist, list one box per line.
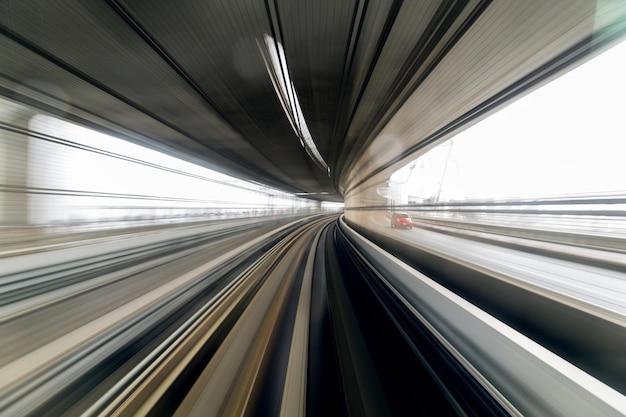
left=1, top=1, right=626, bottom=416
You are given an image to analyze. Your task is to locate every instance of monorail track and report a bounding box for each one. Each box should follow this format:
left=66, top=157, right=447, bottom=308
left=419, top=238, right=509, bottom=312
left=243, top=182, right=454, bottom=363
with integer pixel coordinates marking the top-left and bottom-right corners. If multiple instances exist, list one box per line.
left=1, top=216, right=625, bottom=416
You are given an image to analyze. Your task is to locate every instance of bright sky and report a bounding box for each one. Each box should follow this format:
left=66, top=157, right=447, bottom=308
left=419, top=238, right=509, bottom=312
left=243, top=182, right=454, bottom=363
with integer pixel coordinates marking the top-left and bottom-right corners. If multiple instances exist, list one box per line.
left=394, top=37, right=626, bottom=201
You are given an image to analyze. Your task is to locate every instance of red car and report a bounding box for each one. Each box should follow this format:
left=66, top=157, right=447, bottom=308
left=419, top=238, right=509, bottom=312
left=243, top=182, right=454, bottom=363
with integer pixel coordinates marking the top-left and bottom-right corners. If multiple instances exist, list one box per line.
left=391, top=212, right=413, bottom=229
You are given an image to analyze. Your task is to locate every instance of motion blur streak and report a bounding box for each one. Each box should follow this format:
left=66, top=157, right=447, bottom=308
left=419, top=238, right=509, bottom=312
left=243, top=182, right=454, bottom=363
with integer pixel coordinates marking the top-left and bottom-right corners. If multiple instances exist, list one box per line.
left=2, top=1, right=626, bottom=416
left=2, top=209, right=626, bottom=416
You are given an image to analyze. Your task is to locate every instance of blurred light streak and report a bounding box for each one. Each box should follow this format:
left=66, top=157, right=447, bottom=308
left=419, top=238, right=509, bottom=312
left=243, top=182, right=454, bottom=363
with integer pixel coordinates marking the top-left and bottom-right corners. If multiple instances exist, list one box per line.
left=258, top=34, right=330, bottom=174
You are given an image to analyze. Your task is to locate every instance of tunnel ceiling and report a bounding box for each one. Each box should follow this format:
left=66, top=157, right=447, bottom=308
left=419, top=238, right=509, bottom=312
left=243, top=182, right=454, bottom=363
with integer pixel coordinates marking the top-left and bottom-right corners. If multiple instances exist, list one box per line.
left=1, top=1, right=622, bottom=201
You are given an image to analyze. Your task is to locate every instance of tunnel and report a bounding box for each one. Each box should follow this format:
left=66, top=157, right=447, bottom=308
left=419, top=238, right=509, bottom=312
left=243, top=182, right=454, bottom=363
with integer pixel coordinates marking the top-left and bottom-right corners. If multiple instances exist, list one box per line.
left=1, top=1, right=626, bottom=416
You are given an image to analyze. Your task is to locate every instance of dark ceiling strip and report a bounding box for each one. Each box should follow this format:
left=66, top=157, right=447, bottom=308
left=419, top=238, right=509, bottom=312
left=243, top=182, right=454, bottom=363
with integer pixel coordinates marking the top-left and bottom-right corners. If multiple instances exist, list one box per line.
left=262, top=0, right=303, bottom=144
left=360, top=0, right=471, bottom=141
left=0, top=23, right=208, bottom=147
left=264, top=0, right=296, bottom=129
left=263, top=0, right=282, bottom=63
left=0, top=35, right=296, bottom=193
left=344, top=25, right=626, bottom=196
left=330, top=1, right=368, bottom=192
left=105, top=0, right=246, bottom=139
left=266, top=0, right=322, bottom=176
left=264, top=0, right=310, bottom=175
left=341, top=0, right=486, bottom=186
left=263, top=0, right=330, bottom=177
left=106, top=0, right=305, bottom=191
left=333, top=0, right=404, bottom=179
left=339, top=0, right=462, bottom=188
left=330, top=0, right=368, bottom=171
left=350, top=0, right=492, bottom=192
left=383, top=0, right=467, bottom=101
left=359, top=0, right=490, bottom=154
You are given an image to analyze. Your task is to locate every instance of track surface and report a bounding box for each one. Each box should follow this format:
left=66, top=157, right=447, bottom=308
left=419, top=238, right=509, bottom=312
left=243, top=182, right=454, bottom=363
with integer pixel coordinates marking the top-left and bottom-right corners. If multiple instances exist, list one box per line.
left=2, top=215, right=624, bottom=416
